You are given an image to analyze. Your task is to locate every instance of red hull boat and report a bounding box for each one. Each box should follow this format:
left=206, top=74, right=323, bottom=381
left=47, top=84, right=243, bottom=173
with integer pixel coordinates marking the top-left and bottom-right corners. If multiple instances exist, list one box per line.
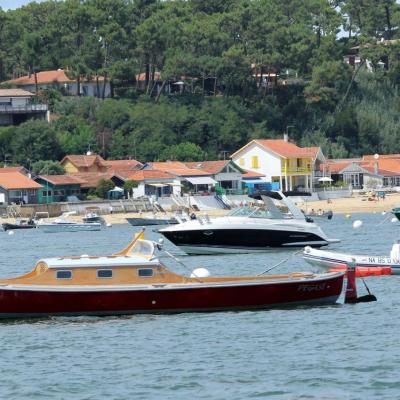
left=0, top=233, right=344, bottom=318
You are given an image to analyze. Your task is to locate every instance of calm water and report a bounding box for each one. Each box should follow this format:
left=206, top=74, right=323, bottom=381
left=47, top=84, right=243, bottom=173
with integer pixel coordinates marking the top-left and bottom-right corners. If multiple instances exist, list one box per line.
left=0, top=213, right=399, bottom=399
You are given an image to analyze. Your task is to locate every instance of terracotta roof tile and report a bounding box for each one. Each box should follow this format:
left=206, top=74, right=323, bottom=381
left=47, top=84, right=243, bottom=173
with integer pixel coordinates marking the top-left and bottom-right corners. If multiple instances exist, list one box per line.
left=135, top=71, right=162, bottom=82
left=3, top=69, right=105, bottom=86
left=255, top=139, right=312, bottom=158
left=0, top=89, right=34, bottom=97
left=104, top=159, right=143, bottom=169
left=38, top=175, right=86, bottom=185
left=68, top=172, right=116, bottom=188
left=61, top=154, right=107, bottom=168
left=149, top=161, right=187, bottom=170
left=0, top=172, right=42, bottom=190
left=128, top=170, right=175, bottom=181
left=242, top=169, right=266, bottom=178
left=184, top=160, right=230, bottom=174
left=0, top=166, right=27, bottom=174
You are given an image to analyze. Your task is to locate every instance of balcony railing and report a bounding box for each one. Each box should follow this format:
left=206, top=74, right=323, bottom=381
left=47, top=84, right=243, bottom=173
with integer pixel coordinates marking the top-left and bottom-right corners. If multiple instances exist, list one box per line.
left=0, top=104, right=48, bottom=113
left=281, top=166, right=312, bottom=174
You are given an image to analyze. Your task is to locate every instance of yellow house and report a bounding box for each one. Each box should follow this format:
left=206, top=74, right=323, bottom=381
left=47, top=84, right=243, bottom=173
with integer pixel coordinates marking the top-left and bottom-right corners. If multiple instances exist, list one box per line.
left=231, top=139, right=325, bottom=191
left=60, top=154, right=108, bottom=174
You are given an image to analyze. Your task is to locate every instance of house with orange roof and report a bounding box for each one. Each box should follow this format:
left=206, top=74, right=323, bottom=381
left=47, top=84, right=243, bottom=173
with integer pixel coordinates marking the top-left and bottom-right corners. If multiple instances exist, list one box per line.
left=321, top=156, right=400, bottom=188
left=126, top=169, right=180, bottom=198
left=35, top=175, right=85, bottom=203
left=60, top=154, right=109, bottom=174
left=184, top=160, right=244, bottom=194
left=2, top=69, right=111, bottom=98
left=0, top=89, right=49, bottom=126
left=143, top=162, right=218, bottom=195
left=231, top=136, right=325, bottom=191
left=0, top=172, right=42, bottom=204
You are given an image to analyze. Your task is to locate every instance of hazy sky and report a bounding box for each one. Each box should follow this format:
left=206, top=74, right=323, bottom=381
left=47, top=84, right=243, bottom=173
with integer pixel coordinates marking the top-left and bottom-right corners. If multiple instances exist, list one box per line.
left=0, top=0, right=44, bottom=10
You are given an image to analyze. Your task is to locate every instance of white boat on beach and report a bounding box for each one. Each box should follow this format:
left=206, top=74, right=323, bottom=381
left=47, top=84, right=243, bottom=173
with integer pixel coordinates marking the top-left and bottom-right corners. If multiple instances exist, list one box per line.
left=36, top=211, right=102, bottom=233
left=303, top=242, right=400, bottom=275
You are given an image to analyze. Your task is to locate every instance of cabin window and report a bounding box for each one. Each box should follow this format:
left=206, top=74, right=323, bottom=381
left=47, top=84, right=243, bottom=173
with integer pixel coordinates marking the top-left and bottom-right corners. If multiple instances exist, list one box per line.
left=56, top=270, right=72, bottom=279
left=138, top=268, right=154, bottom=277
left=97, top=269, right=113, bottom=278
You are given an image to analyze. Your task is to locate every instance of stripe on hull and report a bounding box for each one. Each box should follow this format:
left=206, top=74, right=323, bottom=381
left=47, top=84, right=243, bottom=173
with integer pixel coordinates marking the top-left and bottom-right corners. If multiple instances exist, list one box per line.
left=162, top=228, right=329, bottom=254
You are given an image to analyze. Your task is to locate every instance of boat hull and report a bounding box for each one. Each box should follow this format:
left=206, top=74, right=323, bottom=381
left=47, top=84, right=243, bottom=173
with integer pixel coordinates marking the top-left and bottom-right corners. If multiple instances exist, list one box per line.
left=0, top=273, right=344, bottom=318
left=303, top=248, right=400, bottom=275
left=127, top=217, right=178, bottom=226
left=161, top=228, right=331, bottom=255
left=37, top=223, right=102, bottom=233
left=2, top=223, right=36, bottom=231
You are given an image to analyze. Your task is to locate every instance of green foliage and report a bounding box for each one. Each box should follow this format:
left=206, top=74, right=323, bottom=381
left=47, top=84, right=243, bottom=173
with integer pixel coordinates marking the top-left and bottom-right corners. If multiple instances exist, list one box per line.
left=96, top=179, right=114, bottom=199
left=123, top=180, right=139, bottom=191
left=160, top=142, right=207, bottom=161
left=32, top=160, right=65, bottom=175
left=11, top=120, right=61, bottom=166
left=1, top=0, right=400, bottom=160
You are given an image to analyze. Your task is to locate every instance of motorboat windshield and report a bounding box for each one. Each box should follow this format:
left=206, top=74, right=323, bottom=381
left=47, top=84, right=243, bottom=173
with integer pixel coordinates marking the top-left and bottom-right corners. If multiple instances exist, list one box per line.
left=129, top=239, right=156, bottom=258
left=227, top=203, right=293, bottom=220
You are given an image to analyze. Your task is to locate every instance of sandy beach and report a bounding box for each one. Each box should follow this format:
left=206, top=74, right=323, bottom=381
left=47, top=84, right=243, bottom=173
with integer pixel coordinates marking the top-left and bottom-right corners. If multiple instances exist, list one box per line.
left=1, top=193, right=399, bottom=226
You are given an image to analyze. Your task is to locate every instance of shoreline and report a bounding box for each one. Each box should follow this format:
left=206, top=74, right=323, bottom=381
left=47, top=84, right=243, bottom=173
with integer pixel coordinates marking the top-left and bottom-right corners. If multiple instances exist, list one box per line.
left=1, top=193, right=399, bottom=225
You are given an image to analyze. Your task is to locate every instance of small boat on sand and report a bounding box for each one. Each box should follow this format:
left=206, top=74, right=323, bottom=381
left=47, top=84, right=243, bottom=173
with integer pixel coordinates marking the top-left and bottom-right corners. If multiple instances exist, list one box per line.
left=2, top=218, right=36, bottom=231
left=0, top=232, right=345, bottom=318
left=303, top=242, right=400, bottom=275
left=82, top=207, right=105, bottom=224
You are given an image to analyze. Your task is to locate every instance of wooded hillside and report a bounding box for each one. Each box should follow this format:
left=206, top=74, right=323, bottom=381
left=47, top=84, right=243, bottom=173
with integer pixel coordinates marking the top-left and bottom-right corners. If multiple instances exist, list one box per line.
left=1, top=0, right=400, bottom=165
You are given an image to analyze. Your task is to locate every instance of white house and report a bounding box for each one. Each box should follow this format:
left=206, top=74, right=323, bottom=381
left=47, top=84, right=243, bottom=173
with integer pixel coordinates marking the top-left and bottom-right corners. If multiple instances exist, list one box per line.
left=2, top=69, right=111, bottom=98
left=0, top=89, right=49, bottom=126
left=231, top=138, right=325, bottom=191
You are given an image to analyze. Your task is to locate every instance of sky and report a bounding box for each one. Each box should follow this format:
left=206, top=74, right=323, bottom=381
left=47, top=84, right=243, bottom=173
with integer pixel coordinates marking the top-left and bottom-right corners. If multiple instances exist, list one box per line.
left=0, top=0, right=44, bottom=10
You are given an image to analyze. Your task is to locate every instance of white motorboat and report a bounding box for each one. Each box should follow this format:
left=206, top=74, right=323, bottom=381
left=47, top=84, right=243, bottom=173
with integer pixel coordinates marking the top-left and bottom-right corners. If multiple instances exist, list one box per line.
left=303, top=242, right=400, bottom=275
left=159, top=191, right=339, bottom=255
left=37, top=211, right=102, bottom=233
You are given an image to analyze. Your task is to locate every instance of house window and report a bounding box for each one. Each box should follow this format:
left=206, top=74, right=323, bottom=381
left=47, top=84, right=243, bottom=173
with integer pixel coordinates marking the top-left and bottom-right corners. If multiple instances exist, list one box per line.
left=56, top=270, right=72, bottom=279
left=9, top=190, right=22, bottom=198
left=42, top=190, right=53, bottom=197
left=239, top=158, right=245, bottom=166
left=297, top=158, right=302, bottom=168
left=251, top=156, right=259, bottom=169
left=97, top=269, right=113, bottom=278
left=138, top=268, right=154, bottom=277
left=28, top=190, right=36, bottom=196
left=53, top=189, right=65, bottom=196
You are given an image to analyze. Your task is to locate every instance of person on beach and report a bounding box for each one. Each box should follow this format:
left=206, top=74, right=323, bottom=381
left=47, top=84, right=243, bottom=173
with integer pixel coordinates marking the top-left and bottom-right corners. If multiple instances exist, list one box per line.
left=109, top=205, right=113, bottom=214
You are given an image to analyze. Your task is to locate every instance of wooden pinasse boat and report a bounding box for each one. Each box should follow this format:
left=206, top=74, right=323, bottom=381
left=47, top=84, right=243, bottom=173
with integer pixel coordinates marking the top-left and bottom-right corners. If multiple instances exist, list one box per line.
left=0, top=232, right=345, bottom=318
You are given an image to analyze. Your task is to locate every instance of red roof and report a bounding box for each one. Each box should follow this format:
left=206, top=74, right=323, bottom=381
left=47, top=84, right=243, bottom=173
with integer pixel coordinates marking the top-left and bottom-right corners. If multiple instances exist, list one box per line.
left=61, top=154, right=107, bottom=169
left=363, top=154, right=400, bottom=161
left=321, top=161, right=352, bottom=173
left=0, top=166, right=26, bottom=174
left=255, top=140, right=312, bottom=158
left=146, top=162, right=209, bottom=177
left=0, top=172, right=42, bottom=190
left=39, top=175, right=86, bottom=185
left=4, top=69, right=105, bottom=85
left=184, top=160, right=230, bottom=174
left=67, top=172, right=117, bottom=188
left=104, top=159, right=143, bottom=169
left=128, top=170, right=175, bottom=181
left=242, top=169, right=266, bottom=178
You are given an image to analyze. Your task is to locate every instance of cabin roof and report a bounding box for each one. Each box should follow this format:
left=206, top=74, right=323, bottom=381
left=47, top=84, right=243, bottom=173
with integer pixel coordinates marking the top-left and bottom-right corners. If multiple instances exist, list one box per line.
left=40, top=255, right=159, bottom=269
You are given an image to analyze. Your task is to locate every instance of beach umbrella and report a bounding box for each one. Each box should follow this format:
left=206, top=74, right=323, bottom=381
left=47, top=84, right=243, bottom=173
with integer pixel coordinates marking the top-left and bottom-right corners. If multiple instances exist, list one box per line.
left=318, top=177, right=333, bottom=182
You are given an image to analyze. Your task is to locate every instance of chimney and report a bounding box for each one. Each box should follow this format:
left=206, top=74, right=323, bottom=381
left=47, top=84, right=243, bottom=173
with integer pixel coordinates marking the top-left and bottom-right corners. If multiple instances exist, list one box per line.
left=373, top=153, right=379, bottom=174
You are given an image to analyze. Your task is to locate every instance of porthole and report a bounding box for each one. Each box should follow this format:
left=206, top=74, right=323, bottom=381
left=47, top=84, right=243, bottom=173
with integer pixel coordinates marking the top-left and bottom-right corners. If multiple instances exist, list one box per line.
left=56, top=270, right=72, bottom=279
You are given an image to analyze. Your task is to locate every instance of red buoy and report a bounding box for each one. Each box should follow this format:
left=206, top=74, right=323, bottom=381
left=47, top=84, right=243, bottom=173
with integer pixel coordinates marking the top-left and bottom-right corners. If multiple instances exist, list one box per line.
left=345, top=264, right=358, bottom=303
left=329, top=266, right=392, bottom=277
